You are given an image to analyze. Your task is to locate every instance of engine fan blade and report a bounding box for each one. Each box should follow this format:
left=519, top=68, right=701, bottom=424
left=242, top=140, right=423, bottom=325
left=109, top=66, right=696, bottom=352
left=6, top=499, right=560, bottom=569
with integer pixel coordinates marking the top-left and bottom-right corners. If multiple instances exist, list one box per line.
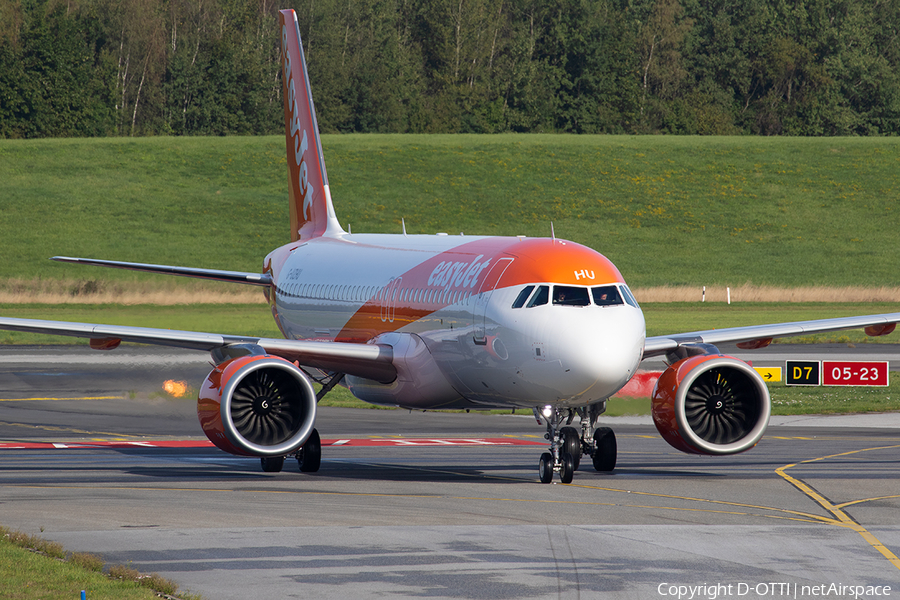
left=230, top=369, right=303, bottom=446
left=684, top=368, right=759, bottom=445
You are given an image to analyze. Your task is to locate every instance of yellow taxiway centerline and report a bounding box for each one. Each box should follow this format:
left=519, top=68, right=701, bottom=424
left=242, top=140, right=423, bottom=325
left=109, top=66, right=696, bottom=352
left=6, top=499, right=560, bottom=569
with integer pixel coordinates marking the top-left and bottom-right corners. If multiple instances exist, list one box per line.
left=776, top=445, right=900, bottom=571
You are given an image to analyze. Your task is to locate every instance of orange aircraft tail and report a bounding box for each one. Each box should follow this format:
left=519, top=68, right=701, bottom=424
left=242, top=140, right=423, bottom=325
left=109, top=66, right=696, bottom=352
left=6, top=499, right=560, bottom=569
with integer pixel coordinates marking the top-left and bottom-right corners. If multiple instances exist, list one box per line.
left=279, top=9, right=343, bottom=241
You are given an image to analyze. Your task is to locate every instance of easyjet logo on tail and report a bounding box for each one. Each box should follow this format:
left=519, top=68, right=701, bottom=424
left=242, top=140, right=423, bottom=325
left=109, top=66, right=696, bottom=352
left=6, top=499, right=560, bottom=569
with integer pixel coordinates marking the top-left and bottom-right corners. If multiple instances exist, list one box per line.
left=281, top=22, right=314, bottom=222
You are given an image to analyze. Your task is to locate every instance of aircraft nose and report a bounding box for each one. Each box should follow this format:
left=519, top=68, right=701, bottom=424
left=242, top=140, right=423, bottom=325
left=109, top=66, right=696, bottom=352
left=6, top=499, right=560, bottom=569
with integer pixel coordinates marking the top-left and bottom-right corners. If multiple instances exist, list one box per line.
left=554, top=307, right=646, bottom=399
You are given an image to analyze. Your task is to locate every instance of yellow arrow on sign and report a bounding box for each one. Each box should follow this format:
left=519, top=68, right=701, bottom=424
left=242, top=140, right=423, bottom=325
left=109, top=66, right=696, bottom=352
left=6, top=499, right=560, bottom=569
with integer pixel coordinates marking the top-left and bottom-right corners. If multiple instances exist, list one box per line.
left=754, top=367, right=782, bottom=382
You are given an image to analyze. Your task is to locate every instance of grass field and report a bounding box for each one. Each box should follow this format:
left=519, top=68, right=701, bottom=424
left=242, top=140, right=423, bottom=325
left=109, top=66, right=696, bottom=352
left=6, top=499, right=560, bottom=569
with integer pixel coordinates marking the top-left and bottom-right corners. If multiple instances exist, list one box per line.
left=0, top=525, right=193, bottom=600
left=2, top=135, right=900, bottom=291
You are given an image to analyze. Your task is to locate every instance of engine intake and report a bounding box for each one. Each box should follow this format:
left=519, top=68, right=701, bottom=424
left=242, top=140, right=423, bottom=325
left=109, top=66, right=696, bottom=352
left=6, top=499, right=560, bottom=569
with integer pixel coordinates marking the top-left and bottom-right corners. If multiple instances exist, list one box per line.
left=651, top=355, right=770, bottom=455
left=197, top=355, right=317, bottom=457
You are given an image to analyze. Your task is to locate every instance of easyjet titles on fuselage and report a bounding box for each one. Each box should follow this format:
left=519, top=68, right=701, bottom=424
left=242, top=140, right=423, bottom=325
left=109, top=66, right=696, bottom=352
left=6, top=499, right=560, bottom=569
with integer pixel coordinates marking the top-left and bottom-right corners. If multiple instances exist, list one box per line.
left=427, top=254, right=491, bottom=292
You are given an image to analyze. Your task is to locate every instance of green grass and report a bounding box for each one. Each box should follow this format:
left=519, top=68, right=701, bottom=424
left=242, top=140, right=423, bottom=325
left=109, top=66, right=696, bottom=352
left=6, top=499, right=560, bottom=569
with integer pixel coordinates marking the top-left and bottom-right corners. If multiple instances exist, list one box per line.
left=0, top=526, right=190, bottom=600
left=2, top=135, right=900, bottom=287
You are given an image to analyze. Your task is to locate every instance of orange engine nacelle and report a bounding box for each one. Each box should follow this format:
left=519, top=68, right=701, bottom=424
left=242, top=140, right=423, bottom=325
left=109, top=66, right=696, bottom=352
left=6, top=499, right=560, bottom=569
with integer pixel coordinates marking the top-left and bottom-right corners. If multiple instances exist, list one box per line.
left=197, top=355, right=317, bottom=457
left=651, top=355, right=771, bottom=455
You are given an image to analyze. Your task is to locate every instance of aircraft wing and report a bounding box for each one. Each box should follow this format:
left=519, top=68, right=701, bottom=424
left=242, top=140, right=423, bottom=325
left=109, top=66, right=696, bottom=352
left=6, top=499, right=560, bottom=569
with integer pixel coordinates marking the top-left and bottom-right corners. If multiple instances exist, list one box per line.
left=50, top=257, right=273, bottom=286
left=0, top=317, right=396, bottom=383
left=643, top=312, right=900, bottom=359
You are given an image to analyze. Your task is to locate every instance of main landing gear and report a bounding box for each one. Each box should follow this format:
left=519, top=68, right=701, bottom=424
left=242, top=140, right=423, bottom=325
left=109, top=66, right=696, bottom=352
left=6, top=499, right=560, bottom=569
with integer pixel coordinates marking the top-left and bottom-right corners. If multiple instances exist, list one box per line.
left=258, top=372, right=343, bottom=474
left=533, top=403, right=617, bottom=484
left=259, top=428, right=322, bottom=473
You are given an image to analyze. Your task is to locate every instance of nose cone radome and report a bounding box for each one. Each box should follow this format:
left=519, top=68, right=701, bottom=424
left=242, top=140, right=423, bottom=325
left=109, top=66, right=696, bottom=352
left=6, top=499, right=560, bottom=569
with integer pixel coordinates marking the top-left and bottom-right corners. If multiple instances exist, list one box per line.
left=555, top=307, right=646, bottom=402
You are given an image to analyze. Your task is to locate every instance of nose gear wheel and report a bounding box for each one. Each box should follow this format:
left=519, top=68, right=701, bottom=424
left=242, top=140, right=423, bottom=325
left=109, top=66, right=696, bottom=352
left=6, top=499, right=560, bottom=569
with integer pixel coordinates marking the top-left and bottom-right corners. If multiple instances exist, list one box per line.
left=533, top=403, right=617, bottom=483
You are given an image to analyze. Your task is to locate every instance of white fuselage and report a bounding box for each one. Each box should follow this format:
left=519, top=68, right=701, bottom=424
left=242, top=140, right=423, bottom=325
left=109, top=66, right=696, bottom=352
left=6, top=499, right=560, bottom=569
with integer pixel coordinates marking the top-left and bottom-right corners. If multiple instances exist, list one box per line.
left=266, top=233, right=646, bottom=411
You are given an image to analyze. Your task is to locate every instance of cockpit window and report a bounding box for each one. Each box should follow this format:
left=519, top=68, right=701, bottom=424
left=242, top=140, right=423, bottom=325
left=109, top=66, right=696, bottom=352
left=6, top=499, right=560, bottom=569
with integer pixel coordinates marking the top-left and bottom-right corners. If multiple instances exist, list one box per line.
left=592, top=285, right=623, bottom=307
left=526, top=285, right=549, bottom=307
left=511, top=285, right=535, bottom=309
left=620, top=284, right=640, bottom=308
left=553, top=285, right=590, bottom=306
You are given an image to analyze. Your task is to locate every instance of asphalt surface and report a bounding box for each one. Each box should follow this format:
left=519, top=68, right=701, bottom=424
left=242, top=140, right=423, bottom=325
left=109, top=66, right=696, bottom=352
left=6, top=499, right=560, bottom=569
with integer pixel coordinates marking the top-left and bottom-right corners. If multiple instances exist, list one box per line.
left=1, top=345, right=899, bottom=599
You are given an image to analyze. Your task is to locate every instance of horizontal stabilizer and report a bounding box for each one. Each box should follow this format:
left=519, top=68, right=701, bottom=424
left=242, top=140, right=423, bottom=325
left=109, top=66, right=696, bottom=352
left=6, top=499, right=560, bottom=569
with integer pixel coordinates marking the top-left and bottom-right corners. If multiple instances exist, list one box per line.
left=51, top=257, right=272, bottom=287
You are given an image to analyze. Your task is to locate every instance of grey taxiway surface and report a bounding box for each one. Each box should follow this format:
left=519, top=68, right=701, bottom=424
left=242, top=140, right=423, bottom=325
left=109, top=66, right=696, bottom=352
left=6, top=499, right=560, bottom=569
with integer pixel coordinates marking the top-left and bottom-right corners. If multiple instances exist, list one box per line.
left=1, top=345, right=899, bottom=599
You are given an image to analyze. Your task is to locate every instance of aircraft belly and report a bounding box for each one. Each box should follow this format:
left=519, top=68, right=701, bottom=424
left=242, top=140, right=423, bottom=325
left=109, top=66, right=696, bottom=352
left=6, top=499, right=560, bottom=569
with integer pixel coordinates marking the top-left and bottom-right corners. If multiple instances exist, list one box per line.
left=345, top=330, right=467, bottom=409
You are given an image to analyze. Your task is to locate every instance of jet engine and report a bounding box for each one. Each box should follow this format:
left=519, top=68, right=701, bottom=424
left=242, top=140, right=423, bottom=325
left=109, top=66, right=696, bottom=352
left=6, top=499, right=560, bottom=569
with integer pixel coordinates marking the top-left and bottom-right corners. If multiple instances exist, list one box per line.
left=197, top=355, right=317, bottom=457
left=651, top=355, right=770, bottom=455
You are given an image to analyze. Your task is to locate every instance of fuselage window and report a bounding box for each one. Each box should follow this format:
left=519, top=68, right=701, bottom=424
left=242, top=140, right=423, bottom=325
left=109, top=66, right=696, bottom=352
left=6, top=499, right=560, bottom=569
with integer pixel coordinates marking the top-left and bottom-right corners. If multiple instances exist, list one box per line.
left=592, top=285, right=624, bottom=307
left=512, top=285, right=536, bottom=309
left=553, top=285, right=590, bottom=306
left=526, top=285, right=549, bottom=308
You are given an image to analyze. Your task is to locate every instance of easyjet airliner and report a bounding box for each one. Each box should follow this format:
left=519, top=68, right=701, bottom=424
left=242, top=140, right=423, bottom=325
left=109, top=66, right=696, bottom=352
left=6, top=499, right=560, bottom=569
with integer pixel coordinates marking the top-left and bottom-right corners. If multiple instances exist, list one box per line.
left=3, top=9, right=900, bottom=483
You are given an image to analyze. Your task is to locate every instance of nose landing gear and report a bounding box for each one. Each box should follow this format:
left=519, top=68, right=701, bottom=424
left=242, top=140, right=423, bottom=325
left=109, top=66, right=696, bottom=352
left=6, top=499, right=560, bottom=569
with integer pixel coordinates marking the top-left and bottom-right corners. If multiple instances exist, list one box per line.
left=533, top=402, right=617, bottom=484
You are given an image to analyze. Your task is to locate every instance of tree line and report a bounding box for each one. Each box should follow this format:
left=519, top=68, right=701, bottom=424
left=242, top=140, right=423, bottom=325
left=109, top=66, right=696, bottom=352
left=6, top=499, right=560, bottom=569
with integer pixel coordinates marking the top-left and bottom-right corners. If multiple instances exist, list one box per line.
left=1, top=0, right=899, bottom=138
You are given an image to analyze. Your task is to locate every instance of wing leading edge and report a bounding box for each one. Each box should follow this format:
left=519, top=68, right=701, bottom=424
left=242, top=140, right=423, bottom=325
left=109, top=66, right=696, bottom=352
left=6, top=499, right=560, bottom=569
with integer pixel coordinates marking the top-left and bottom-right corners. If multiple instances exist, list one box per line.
left=0, top=316, right=396, bottom=383
left=644, top=312, right=900, bottom=358
left=51, top=257, right=273, bottom=286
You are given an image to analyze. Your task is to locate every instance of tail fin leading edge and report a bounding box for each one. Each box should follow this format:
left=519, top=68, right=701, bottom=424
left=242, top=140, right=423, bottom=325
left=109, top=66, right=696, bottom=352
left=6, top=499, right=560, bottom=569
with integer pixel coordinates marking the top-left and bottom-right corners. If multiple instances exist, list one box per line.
left=279, top=9, right=343, bottom=241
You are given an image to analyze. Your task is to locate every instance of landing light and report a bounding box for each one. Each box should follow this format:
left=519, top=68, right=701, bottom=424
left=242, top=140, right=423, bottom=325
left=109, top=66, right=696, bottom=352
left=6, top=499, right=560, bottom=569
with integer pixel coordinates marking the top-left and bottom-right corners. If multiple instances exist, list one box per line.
left=541, top=405, right=554, bottom=419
